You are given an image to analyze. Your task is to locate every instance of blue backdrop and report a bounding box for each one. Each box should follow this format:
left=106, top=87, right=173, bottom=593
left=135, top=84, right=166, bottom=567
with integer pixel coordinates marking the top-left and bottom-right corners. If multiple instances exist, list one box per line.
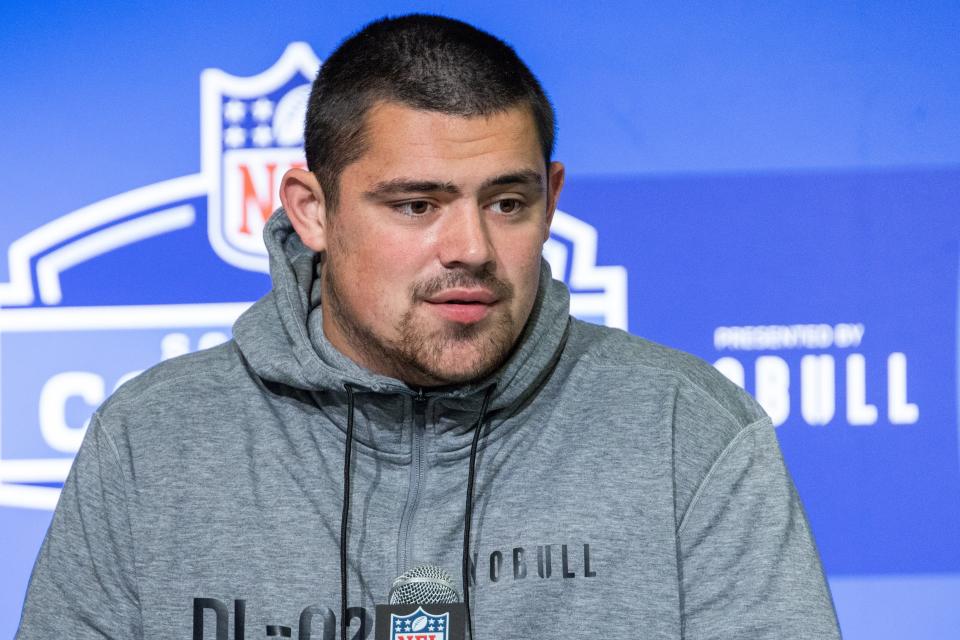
left=2, top=2, right=959, bottom=637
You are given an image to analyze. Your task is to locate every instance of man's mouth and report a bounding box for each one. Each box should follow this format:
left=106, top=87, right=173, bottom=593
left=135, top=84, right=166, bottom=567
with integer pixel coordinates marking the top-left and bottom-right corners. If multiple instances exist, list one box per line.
left=426, top=288, right=498, bottom=304
left=424, top=289, right=499, bottom=323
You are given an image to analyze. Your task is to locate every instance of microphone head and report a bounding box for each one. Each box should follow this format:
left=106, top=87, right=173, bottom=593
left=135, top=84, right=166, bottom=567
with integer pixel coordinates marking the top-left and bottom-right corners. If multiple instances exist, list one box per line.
left=388, top=565, right=460, bottom=605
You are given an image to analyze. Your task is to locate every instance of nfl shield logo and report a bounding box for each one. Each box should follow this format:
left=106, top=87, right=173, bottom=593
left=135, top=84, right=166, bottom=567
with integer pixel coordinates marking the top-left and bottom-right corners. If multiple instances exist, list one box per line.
left=390, top=607, right=449, bottom=640
left=201, top=42, right=321, bottom=272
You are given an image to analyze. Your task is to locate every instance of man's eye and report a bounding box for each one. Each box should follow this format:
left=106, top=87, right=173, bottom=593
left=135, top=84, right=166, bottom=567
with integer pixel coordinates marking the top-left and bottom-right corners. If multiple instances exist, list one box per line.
left=394, top=201, right=433, bottom=216
left=490, top=198, right=524, bottom=215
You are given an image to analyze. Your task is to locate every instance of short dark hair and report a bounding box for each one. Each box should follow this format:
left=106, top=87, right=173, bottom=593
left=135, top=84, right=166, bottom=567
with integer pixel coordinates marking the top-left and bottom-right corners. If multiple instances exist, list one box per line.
left=304, top=14, right=556, bottom=210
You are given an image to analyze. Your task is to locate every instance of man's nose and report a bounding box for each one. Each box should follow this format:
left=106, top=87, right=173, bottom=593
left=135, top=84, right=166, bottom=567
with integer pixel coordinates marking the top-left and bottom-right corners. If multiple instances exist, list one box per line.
left=437, top=204, right=495, bottom=270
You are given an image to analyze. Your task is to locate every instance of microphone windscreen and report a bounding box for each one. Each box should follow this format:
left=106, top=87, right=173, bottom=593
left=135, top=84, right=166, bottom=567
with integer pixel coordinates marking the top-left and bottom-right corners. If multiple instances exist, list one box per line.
left=388, top=565, right=460, bottom=604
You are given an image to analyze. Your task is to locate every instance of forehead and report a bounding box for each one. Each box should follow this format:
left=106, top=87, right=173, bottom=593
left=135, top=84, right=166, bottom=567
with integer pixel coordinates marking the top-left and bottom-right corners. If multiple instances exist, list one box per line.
left=346, top=101, right=545, bottom=186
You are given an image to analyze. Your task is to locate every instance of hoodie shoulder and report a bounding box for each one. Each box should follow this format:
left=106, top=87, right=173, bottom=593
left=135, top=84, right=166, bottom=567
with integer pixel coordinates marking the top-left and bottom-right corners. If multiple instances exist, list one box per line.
left=95, top=340, right=256, bottom=433
left=568, top=318, right=767, bottom=430
left=564, top=319, right=773, bottom=526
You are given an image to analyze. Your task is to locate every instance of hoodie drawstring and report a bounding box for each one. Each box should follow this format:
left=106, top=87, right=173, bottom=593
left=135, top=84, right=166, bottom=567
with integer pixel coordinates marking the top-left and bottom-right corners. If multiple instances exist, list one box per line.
left=340, top=384, right=356, bottom=640
left=462, top=385, right=494, bottom=640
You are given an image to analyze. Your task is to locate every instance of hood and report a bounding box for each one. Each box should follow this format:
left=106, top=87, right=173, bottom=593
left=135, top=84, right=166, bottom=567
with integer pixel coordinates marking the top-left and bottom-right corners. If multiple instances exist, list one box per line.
left=233, top=208, right=571, bottom=416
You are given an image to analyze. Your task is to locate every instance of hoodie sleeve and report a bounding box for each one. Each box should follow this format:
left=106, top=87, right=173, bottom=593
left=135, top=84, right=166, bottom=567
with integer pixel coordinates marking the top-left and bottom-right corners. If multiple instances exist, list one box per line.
left=16, top=413, right=142, bottom=639
left=676, top=418, right=841, bottom=639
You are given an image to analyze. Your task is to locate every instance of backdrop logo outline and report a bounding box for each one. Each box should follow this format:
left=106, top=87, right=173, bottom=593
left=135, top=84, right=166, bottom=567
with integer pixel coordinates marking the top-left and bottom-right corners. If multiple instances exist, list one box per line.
left=0, top=43, right=627, bottom=511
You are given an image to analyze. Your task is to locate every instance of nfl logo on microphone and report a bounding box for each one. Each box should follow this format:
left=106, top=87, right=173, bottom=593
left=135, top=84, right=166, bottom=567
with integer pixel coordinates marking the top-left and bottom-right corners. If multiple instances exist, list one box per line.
left=391, top=607, right=448, bottom=640
left=376, top=603, right=464, bottom=640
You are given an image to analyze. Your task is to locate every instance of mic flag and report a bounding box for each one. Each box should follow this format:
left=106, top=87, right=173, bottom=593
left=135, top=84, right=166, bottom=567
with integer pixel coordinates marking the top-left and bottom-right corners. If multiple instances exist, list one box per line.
left=375, top=565, right=466, bottom=640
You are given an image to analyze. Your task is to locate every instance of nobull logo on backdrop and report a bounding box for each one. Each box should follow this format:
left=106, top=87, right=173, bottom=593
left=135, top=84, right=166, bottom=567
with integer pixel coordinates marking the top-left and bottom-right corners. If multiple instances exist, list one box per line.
left=0, top=44, right=627, bottom=511
left=711, top=322, right=919, bottom=428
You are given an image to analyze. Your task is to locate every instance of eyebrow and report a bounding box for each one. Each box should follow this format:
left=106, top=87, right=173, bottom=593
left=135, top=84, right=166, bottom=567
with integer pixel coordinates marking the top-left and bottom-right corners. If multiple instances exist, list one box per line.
left=364, top=179, right=460, bottom=200
left=481, top=169, right=544, bottom=191
left=363, top=169, right=544, bottom=200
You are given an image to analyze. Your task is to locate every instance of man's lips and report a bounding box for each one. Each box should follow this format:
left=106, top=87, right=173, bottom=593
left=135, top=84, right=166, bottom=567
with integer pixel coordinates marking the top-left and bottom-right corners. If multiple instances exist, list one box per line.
left=425, top=288, right=499, bottom=304
left=423, top=288, right=499, bottom=323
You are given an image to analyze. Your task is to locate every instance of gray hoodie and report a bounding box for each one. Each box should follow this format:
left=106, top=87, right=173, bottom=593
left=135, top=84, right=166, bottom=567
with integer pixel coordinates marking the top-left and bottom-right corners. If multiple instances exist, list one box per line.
left=17, top=209, right=841, bottom=639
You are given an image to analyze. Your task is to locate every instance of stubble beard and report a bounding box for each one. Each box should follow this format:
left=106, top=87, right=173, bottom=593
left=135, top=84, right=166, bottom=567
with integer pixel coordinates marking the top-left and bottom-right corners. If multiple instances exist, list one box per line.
left=323, top=258, right=519, bottom=386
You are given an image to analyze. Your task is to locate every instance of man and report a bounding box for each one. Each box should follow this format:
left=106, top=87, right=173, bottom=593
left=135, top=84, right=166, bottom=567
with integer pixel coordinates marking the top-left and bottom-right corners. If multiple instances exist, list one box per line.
left=18, top=15, right=841, bottom=640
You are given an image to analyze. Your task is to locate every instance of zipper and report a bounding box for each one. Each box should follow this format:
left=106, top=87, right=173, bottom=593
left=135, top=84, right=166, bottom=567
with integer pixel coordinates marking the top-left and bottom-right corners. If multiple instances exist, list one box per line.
left=397, top=389, right=428, bottom=574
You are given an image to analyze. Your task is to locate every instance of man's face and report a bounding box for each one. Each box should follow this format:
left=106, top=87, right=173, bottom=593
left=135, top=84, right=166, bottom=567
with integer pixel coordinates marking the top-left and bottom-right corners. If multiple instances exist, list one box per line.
left=319, top=101, right=564, bottom=387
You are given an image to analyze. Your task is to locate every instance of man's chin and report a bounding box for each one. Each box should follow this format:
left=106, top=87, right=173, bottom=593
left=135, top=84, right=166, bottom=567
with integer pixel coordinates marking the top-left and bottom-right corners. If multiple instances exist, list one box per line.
left=410, top=350, right=503, bottom=386
left=396, top=309, right=518, bottom=386
left=403, top=333, right=514, bottom=385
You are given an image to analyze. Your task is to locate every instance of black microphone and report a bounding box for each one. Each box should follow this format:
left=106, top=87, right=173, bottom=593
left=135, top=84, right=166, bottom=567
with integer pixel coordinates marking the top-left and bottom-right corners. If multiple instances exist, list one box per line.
left=375, top=565, right=466, bottom=640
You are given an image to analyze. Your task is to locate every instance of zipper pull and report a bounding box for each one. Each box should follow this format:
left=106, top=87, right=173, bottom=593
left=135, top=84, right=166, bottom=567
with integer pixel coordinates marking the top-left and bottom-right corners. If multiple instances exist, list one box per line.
left=413, top=388, right=427, bottom=417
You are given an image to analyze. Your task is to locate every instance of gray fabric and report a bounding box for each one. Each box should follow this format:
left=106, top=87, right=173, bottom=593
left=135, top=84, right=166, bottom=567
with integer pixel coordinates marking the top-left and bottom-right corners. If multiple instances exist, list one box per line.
left=18, top=209, right=841, bottom=639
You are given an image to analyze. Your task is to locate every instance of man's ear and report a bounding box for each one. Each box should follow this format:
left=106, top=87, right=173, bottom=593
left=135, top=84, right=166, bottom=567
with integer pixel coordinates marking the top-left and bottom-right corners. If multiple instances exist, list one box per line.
left=280, top=168, right=328, bottom=252
left=543, top=161, right=566, bottom=240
